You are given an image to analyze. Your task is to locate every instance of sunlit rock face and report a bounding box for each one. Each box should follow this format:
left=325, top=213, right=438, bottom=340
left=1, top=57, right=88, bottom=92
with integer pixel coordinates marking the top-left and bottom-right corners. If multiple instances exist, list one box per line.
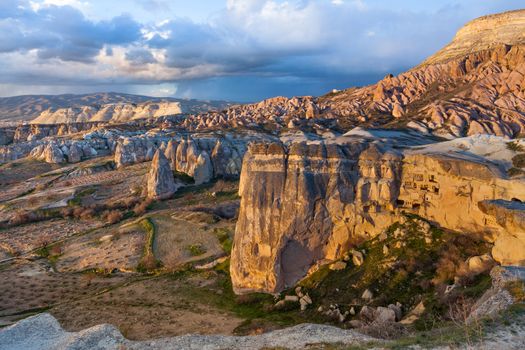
left=147, top=150, right=180, bottom=200
left=231, top=133, right=525, bottom=294
left=31, top=102, right=183, bottom=124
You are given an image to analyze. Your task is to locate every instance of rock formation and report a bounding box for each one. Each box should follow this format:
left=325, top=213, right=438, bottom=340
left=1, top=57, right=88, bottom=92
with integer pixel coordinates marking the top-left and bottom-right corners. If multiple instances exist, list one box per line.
left=0, top=92, right=231, bottom=124
left=175, top=138, right=213, bottom=185
left=479, top=200, right=525, bottom=265
left=147, top=150, right=179, bottom=200
left=231, top=132, right=525, bottom=293
left=31, top=101, right=183, bottom=124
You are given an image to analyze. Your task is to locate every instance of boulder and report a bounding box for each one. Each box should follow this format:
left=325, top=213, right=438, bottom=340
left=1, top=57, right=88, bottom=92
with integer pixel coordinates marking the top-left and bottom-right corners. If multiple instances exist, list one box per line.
left=351, top=250, right=365, bottom=267
left=68, top=143, right=82, bottom=163
left=361, top=289, right=373, bottom=301
left=43, top=142, right=65, bottom=163
left=329, top=261, right=347, bottom=270
left=466, top=254, right=495, bottom=275
left=374, top=306, right=396, bottom=323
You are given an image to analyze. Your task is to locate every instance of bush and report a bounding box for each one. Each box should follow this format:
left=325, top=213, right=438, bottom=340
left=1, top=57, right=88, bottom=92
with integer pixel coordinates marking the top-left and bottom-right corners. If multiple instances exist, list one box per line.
left=186, top=244, right=206, bottom=256
left=507, top=141, right=525, bottom=152
left=215, top=227, right=233, bottom=254
left=9, top=210, right=41, bottom=226
left=133, top=199, right=153, bottom=216
left=508, top=167, right=525, bottom=177
left=78, top=207, right=96, bottom=220
left=60, top=207, right=74, bottom=218
left=137, top=254, right=159, bottom=271
left=512, top=153, right=525, bottom=168
left=105, top=210, right=123, bottom=224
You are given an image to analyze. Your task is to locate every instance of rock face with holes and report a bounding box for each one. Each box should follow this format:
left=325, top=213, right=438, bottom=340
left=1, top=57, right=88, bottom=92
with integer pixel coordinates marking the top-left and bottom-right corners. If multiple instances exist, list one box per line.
left=147, top=150, right=179, bottom=200
left=231, top=133, right=525, bottom=293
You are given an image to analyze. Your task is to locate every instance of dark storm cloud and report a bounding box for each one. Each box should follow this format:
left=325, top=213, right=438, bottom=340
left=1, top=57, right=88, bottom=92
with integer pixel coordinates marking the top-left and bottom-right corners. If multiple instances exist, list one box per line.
left=0, top=0, right=142, bottom=62
left=125, top=47, right=157, bottom=65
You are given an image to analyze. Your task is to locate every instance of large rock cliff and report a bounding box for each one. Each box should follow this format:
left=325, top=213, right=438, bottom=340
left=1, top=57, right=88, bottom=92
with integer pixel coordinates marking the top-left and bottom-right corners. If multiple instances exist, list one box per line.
left=231, top=132, right=525, bottom=293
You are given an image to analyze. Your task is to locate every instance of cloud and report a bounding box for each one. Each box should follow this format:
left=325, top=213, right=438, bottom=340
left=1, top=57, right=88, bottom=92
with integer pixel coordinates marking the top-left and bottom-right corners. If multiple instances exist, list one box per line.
left=1, top=0, right=525, bottom=101
left=125, top=47, right=157, bottom=65
left=1, top=0, right=142, bottom=62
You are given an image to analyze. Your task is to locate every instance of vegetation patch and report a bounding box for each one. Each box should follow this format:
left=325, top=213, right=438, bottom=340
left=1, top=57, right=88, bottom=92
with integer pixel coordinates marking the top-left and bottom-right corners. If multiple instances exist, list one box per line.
left=35, top=242, right=63, bottom=266
left=214, top=227, right=233, bottom=254
left=137, top=218, right=162, bottom=272
left=511, top=153, right=525, bottom=168
left=507, top=141, right=525, bottom=152
left=300, top=215, right=493, bottom=331
left=186, top=244, right=206, bottom=256
left=67, top=187, right=97, bottom=207
left=508, top=167, right=525, bottom=177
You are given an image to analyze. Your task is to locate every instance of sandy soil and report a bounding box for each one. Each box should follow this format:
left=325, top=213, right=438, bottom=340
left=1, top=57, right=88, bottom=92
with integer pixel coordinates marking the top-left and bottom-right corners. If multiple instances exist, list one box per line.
left=151, top=211, right=230, bottom=268
left=0, top=259, right=126, bottom=321
left=55, top=224, right=145, bottom=273
left=0, top=219, right=100, bottom=255
left=50, top=273, right=243, bottom=340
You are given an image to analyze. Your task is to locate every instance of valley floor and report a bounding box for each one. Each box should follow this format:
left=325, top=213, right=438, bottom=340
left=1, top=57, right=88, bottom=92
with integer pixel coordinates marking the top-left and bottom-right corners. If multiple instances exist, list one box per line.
left=0, top=157, right=524, bottom=349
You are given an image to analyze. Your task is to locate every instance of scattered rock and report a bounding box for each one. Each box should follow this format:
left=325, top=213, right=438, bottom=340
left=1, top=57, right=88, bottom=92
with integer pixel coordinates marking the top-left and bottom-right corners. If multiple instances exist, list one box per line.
left=467, top=253, right=495, bottom=275
left=361, top=289, right=373, bottom=301
left=351, top=250, right=365, bottom=267
left=330, top=261, right=347, bottom=270
left=400, top=301, right=425, bottom=325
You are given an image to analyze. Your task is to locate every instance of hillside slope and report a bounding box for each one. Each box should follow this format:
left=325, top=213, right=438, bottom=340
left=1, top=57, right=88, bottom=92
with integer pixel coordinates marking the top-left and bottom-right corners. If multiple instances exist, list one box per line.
left=0, top=92, right=231, bottom=124
left=176, top=9, right=525, bottom=138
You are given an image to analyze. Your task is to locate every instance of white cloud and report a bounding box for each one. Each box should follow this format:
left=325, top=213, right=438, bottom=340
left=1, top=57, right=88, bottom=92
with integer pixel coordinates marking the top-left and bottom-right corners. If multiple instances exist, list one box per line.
left=30, top=0, right=90, bottom=12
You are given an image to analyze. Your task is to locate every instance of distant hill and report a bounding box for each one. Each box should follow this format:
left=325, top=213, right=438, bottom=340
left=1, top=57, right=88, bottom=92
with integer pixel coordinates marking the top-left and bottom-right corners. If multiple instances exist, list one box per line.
left=0, top=92, right=232, bottom=124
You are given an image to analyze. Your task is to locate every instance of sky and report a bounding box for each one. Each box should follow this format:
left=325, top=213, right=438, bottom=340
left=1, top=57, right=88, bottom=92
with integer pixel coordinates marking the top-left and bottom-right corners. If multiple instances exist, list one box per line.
left=0, top=0, right=524, bottom=102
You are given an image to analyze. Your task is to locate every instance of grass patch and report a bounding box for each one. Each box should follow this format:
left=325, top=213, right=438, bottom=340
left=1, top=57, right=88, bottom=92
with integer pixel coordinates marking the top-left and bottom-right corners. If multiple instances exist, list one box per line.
left=506, top=280, right=525, bottom=302
left=137, top=217, right=162, bottom=272
left=35, top=243, right=63, bottom=266
left=171, top=262, right=313, bottom=335
left=214, top=227, right=233, bottom=254
left=186, top=244, right=206, bottom=256
left=67, top=187, right=97, bottom=206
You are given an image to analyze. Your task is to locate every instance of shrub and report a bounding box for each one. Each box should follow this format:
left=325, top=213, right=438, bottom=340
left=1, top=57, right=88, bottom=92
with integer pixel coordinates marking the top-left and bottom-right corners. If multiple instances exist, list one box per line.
left=34, top=183, right=47, bottom=191
left=186, top=244, right=206, bottom=256
left=508, top=167, right=525, bottom=177
left=9, top=210, right=41, bottom=226
left=137, top=254, right=159, bottom=271
left=507, top=141, right=525, bottom=152
left=432, top=245, right=469, bottom=286
left=215, top=227, right=233, bottom=254
left=60, top=207, right=74, bottom=218
left=27, top=196, right=39, bottom=206
left=105, top=210, right=123, bottom=224
left=512, top=153, right=525, bottom=168
left=133, top=198, right=153, bottom=216
left=49, top=244, right=63, bottom=256
left=78, top=207, right=96, bottom=220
